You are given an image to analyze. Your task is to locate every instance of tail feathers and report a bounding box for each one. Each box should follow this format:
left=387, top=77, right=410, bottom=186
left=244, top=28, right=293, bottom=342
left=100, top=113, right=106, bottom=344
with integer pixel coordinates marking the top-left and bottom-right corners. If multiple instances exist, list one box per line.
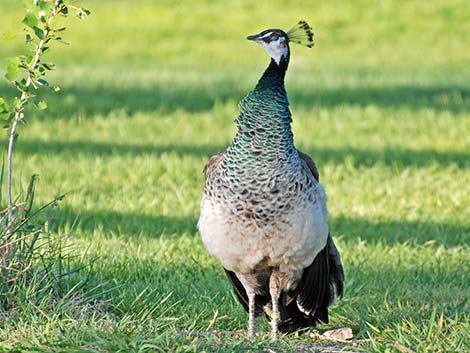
left=328, top=234, right=345, bottom=300
left=294, top=234, right=344, bottom=326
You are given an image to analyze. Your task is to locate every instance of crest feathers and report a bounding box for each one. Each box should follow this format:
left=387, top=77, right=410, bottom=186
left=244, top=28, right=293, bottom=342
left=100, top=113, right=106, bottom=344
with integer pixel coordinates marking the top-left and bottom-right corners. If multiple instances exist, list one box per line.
left=287, top=20, right=314, bottom=48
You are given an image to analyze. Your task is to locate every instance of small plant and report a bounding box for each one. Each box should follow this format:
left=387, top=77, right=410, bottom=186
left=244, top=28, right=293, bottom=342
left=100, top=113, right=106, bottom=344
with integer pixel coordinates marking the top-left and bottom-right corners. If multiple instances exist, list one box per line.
left=0, top=0, right=90, bottom=313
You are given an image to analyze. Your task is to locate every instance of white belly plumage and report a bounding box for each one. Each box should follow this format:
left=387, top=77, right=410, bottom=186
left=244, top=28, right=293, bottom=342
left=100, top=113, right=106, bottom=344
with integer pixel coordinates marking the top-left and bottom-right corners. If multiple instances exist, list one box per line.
left=198, top=183, right=329, bottom=274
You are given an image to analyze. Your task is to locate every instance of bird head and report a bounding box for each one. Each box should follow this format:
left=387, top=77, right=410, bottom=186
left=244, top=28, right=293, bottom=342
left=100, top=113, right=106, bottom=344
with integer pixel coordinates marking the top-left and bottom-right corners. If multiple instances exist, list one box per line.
left=246, top=21, right=314, bottom=66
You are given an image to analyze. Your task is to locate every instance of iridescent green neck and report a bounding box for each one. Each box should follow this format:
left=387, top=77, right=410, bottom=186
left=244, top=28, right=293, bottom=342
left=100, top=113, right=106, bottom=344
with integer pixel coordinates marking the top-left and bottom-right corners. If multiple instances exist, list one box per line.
left=223, top=56, right=296, bottom=169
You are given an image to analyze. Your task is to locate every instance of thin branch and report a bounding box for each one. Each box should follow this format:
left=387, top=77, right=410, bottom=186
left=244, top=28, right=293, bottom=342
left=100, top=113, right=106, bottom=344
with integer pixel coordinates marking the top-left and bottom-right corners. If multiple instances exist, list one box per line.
left=6, top=0, right=63, bottom=235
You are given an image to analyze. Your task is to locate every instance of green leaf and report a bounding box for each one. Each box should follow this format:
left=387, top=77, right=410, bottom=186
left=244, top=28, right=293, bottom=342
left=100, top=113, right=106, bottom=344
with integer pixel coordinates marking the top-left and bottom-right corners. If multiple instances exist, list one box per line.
left=5, top=57, right=21, bottom=82
left=22, top=12, right=39, bottom=29
left=55, top=36, right=70, bottom=45
left=37, top=100, right=47, bottom=110
left=25, top=33, right=33, bottom=43
left=15, top=80, right=30, bottom=94
left=13, top=97, right=22, bottom=109
left=25, top=55, right=34, bottom=66
left=37, top=0, right=50, bottom=11
left=39, top=11, right=46, bottom=23
left=0, top=98, right=11, bottom=115
left=33, top=26, right=45, bottom=40
left=76, top=8, right=91, bottom=19
left=60, top=6, right=68, bottom=16
left=42, top=63, right=55, bottom=70
left=8, top=56, right=21, bottom=66
left=51, top=86, right=61, bottom=92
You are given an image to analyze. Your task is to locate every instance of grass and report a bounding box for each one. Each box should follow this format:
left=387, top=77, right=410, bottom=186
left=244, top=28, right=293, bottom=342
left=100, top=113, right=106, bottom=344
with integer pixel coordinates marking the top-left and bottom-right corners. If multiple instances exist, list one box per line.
left=0, top=0, right=469, bottom=351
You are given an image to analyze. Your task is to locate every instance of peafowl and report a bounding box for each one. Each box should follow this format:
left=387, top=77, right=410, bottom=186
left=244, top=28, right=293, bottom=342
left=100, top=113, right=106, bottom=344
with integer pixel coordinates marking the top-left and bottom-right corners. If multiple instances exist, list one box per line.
left=198, top=21, right=344, bottom=341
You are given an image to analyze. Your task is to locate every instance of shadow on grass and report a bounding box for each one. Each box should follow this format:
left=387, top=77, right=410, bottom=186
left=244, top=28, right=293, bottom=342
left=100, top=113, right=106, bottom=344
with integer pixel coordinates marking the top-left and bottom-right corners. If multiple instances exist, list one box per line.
left=0, top=82, right=469, bottom=118
left=49, top=206, right=197, bottom=237
left=16, top=139, right=470, bottom=169
left=331, top=215, right=469, bottom=247
left=303, top=146, right=470, bottom=169
left=48, top=205, right=469, bottom=247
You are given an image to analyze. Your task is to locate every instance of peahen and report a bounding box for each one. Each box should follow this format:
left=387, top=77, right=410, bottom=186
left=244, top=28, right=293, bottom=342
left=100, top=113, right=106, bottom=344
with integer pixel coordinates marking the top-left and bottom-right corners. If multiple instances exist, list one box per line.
left=198, top=21, right=344, bottom=341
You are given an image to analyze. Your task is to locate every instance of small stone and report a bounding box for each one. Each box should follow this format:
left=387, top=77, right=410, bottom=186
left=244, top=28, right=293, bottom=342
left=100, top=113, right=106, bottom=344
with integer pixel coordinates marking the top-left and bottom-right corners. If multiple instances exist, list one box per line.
left=322, top=327, right=353, bottom=341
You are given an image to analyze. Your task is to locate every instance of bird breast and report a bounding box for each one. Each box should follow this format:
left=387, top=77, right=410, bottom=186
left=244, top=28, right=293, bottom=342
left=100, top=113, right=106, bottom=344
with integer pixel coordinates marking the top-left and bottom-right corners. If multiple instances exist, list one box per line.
left=198, top=168, right=329, bottom=274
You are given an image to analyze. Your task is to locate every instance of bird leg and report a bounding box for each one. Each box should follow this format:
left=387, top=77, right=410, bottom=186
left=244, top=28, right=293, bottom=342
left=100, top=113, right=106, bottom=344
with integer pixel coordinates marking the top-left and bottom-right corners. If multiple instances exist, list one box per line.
left=247, top=290, right=256, bottom=338
left=238, top=276, right=257, bottom=338
left=269, top=274, right=281, bottom=342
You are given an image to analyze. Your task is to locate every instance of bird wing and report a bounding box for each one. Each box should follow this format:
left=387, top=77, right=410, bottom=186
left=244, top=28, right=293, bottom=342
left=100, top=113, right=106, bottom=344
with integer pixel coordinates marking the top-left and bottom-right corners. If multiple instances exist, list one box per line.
left=297, top=149, right=320, bottom=182
left=296, top=149, right=344, bottom=301
left=203, top=152, right=225, bottom=179
left=277, top=150, right=344, bottom=331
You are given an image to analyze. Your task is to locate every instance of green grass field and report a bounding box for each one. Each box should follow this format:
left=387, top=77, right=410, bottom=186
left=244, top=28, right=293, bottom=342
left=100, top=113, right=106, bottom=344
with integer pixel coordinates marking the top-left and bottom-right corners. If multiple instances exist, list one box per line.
left=0, top=0, right=469, bottom=352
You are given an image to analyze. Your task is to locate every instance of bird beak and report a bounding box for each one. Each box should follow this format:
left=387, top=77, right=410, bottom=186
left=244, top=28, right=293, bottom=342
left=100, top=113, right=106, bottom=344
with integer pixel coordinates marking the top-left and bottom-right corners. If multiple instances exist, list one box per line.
left=246, top=34, right=260, bottom=42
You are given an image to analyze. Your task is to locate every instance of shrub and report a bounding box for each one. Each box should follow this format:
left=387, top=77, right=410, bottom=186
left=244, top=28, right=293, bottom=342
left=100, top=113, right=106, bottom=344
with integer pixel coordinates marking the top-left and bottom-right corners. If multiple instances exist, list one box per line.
left=0, top=0, right=91, bottom=315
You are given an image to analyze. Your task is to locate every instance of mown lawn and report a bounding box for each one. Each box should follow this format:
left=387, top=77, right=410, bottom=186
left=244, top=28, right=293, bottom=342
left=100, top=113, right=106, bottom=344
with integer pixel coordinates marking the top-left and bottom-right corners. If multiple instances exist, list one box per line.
left=0, top=0, right=469, bottom=352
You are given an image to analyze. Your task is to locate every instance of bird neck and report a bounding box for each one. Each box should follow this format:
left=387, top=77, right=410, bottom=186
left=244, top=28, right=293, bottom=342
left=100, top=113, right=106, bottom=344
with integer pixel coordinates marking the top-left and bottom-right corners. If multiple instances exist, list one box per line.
left=256, top=54, right=289, bottom=89
left=223, top=54, right=297, bottom=172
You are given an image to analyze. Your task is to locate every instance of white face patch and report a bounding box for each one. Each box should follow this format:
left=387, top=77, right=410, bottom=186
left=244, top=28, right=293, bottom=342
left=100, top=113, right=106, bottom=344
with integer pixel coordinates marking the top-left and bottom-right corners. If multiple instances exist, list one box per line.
left=258, top=36, right=289, bottom=65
